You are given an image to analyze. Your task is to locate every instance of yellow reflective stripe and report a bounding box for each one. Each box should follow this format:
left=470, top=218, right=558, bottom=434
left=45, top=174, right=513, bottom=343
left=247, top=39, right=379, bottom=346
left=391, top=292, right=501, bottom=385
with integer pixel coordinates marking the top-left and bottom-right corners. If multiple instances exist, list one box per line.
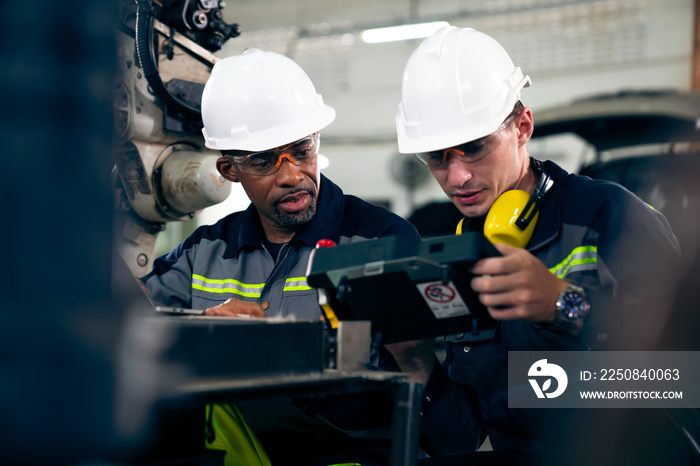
left=283, top=276, right=313, bottom=292
left=192, top=274, right=265, bottom=287
left=191, top=283, right=262, bottom=297
left=554, top=257, right=597, bottom=278
left=191, top=275, right=314, bottom=296
left=192, top=274, right=264, bottom=298
left=549, top=246, right=598, bottom=279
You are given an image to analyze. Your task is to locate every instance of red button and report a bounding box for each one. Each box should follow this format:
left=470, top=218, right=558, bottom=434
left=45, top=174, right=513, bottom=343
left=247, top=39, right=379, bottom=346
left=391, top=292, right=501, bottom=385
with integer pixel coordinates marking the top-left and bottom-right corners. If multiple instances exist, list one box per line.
left=315, top=239, right=337, bottom=248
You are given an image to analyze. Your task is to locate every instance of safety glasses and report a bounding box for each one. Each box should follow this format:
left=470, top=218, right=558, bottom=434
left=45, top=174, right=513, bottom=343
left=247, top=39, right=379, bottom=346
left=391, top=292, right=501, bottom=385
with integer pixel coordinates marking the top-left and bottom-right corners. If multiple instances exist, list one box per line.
left=415, top=107, right=522, bottom=168
left=226, top=134, right=319, bottom=176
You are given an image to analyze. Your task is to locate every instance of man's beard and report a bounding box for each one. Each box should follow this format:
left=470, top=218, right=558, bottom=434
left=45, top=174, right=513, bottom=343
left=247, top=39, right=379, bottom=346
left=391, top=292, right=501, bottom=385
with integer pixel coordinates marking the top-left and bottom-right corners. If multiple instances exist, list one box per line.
left=273, top=192, right=317, bottom=228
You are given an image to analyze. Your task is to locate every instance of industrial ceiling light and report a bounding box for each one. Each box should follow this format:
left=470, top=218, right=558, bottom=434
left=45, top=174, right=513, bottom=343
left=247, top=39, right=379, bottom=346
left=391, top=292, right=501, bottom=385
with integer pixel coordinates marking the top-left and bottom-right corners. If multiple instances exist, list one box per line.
left=360, top=21, right=450, bottom=44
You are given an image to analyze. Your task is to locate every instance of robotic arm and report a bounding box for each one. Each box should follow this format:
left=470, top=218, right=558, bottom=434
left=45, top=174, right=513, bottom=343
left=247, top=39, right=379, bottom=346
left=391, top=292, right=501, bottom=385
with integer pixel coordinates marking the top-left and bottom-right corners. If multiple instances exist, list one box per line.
left=113, top=0, right=241, bottom=277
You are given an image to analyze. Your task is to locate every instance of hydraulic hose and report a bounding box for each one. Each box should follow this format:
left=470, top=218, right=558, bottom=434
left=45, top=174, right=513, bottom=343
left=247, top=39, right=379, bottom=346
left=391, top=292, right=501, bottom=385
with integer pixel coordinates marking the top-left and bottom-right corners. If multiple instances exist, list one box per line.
left=134, top=1, right=201, bottom=118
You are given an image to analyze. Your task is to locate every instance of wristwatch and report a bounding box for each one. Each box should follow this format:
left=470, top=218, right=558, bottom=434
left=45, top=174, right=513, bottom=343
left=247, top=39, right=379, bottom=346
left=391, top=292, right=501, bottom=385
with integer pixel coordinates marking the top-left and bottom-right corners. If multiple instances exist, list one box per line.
left=550, top=282, right=591, bottom=332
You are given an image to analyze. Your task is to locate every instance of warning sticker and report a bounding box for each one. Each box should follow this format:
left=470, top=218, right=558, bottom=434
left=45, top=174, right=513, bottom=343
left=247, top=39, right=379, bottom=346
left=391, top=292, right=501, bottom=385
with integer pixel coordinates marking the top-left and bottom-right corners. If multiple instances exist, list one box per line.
left=416, top=281, right=471, bottom=319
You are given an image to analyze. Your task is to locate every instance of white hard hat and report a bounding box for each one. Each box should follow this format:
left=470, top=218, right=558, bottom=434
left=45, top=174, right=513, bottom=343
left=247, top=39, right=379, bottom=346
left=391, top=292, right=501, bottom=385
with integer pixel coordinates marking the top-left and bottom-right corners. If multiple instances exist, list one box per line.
left=201, top=49, right=336, bottom=151
left=396, top=27, right=531, bottom=154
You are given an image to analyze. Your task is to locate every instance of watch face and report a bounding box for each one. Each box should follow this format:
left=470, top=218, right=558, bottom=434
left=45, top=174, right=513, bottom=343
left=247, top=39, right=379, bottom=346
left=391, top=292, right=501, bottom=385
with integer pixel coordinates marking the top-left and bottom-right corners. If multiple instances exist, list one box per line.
left=563, top=292, right=583, bottom=318
left=557, top=286, right=591, bottom=321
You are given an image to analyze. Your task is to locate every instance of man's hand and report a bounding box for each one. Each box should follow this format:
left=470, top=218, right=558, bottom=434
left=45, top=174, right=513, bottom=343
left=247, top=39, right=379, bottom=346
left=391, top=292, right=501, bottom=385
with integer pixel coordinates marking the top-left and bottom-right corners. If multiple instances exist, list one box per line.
left=470, top=242, right=568, bottom=323
left=205, top=298, right=269, bottom=318
left=385, top=339, right=436, bottom=385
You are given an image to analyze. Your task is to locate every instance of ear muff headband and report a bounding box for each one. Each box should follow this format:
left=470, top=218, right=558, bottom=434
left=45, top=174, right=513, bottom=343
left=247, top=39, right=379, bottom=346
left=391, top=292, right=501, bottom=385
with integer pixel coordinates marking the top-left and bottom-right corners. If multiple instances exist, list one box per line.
left=514, top=158, right=550, bottom=231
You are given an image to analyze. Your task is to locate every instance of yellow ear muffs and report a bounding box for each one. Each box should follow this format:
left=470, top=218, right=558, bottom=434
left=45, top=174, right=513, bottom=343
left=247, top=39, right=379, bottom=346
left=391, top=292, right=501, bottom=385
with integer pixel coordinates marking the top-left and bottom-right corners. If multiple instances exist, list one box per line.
left=455, top=159, right=549, bottom=247
left=483, top=189, right=539, bottom=248
left=453, top=190, right=537, bottom=247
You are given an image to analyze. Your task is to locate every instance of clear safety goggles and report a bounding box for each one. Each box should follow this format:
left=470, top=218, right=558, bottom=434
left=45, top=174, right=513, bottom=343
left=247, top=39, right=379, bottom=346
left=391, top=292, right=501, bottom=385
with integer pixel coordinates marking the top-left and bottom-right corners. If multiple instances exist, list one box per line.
left=226, top=133, right=319, bottom=176
left=415, top=108, right=522, bottom=168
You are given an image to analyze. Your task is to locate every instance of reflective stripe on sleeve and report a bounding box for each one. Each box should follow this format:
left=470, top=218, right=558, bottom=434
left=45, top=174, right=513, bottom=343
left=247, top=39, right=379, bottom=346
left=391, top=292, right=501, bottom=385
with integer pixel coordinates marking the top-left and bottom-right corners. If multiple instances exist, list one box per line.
left=192, top=274, right=264, bottom=298
left=549, top=245, right=598, bottom=279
